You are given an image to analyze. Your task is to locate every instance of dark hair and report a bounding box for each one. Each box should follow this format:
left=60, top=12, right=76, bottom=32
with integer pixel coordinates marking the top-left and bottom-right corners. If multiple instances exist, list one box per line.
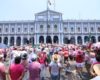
left=95, top=53, right=100, bottom=62
left=14, top=56, right=21, bottom=64
left=54, top=52, right=58, bottom=54
left=21, top=53, right=27, bottom=60
left=31, top=58, right=36, bottom=62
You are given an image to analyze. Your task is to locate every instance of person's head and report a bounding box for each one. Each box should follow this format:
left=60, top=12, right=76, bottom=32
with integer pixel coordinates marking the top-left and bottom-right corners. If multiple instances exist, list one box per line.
left=54, top=51, right=58, bottom=54
left=0, top=54, right=3, bottom=61
left=95, top=52, right=100, bottom=62
left=21, top=53, right=28, bottom=60
left=14, top=56, right=21, bottom=64
left=31, top=54, right=37, bottom=62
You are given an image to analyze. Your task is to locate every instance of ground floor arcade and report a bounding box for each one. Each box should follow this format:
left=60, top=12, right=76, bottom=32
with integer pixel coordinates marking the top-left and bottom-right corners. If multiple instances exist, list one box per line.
left=0, top=34, right=100, bottom=46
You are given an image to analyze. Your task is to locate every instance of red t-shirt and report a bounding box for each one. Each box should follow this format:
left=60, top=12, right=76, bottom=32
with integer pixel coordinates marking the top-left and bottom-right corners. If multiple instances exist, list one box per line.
left=0, top=62, right=6, bottom=80
left=9, top=63, right=24, bottom=80
left=38, top=53, right=47, bottom=64
left=64, top=51, right=69, bottom=57
left=76, top=54, right=84, bottom=63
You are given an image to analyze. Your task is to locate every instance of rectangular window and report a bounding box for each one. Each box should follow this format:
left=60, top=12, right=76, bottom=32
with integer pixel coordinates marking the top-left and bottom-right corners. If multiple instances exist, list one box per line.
left=5, top=28, right=8, bottom=32
left=12, top=28, right=14, bottom=32
left=24, top=28, right=27, bottom=32
left=0, top=28, right=2, bottom=33
left=18, top=28, right=20, bottom=32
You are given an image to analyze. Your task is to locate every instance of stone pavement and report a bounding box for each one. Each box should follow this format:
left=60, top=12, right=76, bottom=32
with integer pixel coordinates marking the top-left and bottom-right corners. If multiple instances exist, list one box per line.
left=4, top=59, right=91, bottom=80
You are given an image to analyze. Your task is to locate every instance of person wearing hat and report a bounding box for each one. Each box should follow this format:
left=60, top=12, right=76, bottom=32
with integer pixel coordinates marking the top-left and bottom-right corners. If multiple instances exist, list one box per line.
left=28, top=54, right=41, bottom=80
left=21, top=53, right=29, bottom=80
left=49, top=55, right=62, bottom=80
left=0, top=54, right=6, bottom=80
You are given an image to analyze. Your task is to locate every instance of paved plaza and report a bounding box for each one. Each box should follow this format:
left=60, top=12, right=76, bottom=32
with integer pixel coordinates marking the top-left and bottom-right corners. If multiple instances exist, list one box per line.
left=4, top=58, right=91, bottom=80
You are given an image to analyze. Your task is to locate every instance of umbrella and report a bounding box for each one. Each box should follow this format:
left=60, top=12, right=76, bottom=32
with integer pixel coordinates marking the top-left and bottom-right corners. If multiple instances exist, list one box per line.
left=0, top=43, right=9, bottom=49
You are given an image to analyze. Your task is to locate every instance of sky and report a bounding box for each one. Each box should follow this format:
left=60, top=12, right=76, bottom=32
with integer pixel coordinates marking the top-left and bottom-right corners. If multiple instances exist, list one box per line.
left=0, top=0, right=100, bottom=21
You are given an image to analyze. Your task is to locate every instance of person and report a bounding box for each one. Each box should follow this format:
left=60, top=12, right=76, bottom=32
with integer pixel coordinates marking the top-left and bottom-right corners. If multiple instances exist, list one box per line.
left=21, top=53, right=29, bottom=80
left=0, top=54, right=6, bottom=80
left=28, top=54, right=41, bottom=80
left=90, top=50, right=100, bottom=80
left=9, top=56, right=25, bottom=80
left=49, top=56, right=62, bottom=80
left=38, top=51, right=48, bottom=80
left=75, top=50, right=85, bottom=79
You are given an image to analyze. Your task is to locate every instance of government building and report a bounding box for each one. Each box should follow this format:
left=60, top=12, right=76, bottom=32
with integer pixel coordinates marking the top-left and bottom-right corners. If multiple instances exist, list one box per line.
left=0, top=10, right=100, bottom=46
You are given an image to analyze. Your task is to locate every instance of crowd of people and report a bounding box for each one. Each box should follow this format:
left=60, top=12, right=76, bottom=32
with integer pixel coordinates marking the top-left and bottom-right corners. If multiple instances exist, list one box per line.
left=0, top=43, right=100, bottom=80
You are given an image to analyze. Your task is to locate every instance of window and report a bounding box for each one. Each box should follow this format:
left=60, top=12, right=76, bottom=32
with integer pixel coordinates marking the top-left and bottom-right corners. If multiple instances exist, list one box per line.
left=0, top=28, right=2, bottom=33
left=64, top=27, right=67, bottom=32
left=84, top=27, right=87, bottom=32
left=5, top=28, right=8, bottom=32
left=24, top=28, right=27, bottom=32
left=54, top=25, right=57, bottom=31
left=31, top=28, right=33, bottom=32
left=71, top=27, right=74, bottom=32
left=47, top=25, right=50, bottom=32
left=40, top=25, right=43, bottom=31
left=98, top=27, right=100, bottom=32
left=77, top=27, right=80, bottom=32
left=18, top=28, right=20, bottom=32
left=91, top=27, right=94, bottom=32
left=12, top=28, right=14, bottom=32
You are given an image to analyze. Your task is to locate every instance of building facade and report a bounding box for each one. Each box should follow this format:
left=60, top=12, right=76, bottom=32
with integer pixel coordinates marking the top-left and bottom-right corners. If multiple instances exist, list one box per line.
left=0, top=10, right=100, bottom=46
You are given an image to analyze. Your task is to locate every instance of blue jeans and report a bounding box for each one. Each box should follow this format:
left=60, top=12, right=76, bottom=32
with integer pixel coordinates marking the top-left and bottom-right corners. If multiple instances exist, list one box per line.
left=51, top=74, right=59, bottom=80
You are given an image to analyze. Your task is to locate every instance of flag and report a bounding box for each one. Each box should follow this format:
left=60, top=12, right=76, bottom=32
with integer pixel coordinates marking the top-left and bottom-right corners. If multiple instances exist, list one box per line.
left=48, top=0, right=51, bottom=5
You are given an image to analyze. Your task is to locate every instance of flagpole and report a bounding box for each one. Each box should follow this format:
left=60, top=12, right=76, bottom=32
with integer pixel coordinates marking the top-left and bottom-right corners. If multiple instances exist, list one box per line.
left=54, top=0, right=55, bottom=10
left=46, top=0, right=49, bottom=43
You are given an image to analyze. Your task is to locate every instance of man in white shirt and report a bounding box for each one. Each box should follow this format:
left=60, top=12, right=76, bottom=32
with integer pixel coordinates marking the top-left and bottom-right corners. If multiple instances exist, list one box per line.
left=49, top=57, right=62, bottom=80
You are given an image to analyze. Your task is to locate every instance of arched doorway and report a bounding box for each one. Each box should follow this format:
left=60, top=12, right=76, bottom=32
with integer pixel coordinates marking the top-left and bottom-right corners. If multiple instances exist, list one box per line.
left=10, top=37, right=14, bottom=46
left=23, top=37, right=28, bottom=45
left=29, top=37, right=34, bottom=45
left=91, top=36, right=96, bottom=43
left=70, top=36, right=75, bottom=44
left=53, top=36, right=59, bottom=43
left=39, top=36, right=44, bottom=43
left=84, top=36, right=89, bottom=43
left=0, top=37, right=2, bottom=43
left=16, top=37, right=21, bottom=46
left=77, top=36, right=82, bottom=44
left=4, top=37, right=8, bottom=45
left=63, top=37, right=69, bottom=44
left=46, top=36, right=52, bottom=43
left=98, top=36, right=100, bottom=42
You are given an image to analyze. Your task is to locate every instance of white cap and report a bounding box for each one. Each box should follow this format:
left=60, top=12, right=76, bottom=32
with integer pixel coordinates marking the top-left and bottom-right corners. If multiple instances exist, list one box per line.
left=0, top=54, right=3, bottom=58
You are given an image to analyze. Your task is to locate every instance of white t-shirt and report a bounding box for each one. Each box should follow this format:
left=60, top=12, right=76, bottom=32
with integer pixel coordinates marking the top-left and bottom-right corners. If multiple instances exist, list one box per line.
left=49, top=61, right=62, bottom=76
left=91, top=76, right=100, bottom=80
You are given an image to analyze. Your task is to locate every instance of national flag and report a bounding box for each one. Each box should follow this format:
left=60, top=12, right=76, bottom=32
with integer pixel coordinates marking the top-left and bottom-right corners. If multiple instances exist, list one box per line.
left=48, top=0, right=51, bottom=5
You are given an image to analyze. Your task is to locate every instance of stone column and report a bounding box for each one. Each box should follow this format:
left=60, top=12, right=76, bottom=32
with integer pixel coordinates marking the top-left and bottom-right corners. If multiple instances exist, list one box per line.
left=8, top=36, right=10, bottom=46
left=51, top=35, right=53, bottom=44
left=75, top=36, right=77, bottom=45
left=2, top=36, right=4, bottom=44
left=34, top=34, right=37, bottom=45
left=61, top=34, right=64, bottom=44
left=96, top=35, right=98, bottom=42
left=82, top=36, right=84, bottom=45
left=21, top=36, right=23, bottom=46
left=14, top=36, right=17, bottom=46
left=37, top=34, right=39, bottom=44
left=44, top=35, right=46, bottom=44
